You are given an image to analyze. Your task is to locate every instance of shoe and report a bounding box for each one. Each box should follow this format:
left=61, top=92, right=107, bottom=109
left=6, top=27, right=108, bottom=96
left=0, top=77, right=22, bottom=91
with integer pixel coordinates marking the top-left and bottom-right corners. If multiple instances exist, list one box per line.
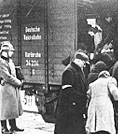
left=2, top=128, right=12, bottom=134
left=10, top=127, right=24, bottom=132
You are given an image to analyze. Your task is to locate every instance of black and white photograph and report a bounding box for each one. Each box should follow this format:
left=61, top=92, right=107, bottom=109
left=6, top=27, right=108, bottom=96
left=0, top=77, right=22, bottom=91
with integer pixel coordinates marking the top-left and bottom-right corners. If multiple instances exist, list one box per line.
left=0, top=0, right=118, bottom=134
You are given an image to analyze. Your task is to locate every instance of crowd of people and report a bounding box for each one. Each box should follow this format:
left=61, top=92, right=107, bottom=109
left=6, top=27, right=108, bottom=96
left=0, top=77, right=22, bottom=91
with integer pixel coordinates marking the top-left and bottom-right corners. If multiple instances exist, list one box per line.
left=54, top=15, right=118, bottom=134
left=54, top=50, right=118, bottom=134
left=0, top=14, right=118, bottom=134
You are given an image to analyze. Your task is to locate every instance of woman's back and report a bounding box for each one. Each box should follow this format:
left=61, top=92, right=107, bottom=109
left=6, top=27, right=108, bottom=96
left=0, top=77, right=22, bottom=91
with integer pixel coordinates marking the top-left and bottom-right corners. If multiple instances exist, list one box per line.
left=86, top=72, right=118, bottom=134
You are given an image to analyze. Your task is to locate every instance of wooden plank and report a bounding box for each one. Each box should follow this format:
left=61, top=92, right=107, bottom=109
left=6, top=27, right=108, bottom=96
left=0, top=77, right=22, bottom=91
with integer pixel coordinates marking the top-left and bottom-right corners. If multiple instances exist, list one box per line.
left=24, top=75, right=45, bottom=84
left=49, top=76, right=62, bottom=85
left=22, top=68, right=45, bottom=75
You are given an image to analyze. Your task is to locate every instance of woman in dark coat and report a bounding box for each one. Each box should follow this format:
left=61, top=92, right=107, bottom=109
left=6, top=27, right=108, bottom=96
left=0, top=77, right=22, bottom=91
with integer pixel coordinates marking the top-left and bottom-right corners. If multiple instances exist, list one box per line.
left=54, top=51, right=89, bottom=134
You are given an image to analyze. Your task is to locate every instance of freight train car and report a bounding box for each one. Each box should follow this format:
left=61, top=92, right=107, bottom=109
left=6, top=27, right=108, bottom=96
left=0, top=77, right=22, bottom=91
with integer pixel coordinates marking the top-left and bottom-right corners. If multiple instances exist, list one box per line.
left=0, top=0, right=118, bottom=123
left=0, top=0, right=76, bottom=122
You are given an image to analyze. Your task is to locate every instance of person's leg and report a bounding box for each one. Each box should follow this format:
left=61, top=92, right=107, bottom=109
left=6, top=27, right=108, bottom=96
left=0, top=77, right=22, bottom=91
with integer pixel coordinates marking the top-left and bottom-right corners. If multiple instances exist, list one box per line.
left=1, top=120, right=12, bottom=134
left=9, top=119, right=24, bottom=132
left=8, top=119, right=15, bottom=131
left=1, top=120, right=7, bottom=130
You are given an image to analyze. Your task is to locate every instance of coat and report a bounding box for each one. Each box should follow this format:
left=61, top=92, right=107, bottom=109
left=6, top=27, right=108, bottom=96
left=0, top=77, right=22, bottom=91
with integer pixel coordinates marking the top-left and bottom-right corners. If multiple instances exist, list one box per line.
left=54, top=62, right=87, bottom=134
left=87, top=72, right=99, bottom=85
left=0, top=57, right=23, bottom=120
left=86, top=77, right=118, bottom=134
left=112, top=61, right=118, bottom=83
left=111, top=61, right=118, bottom=115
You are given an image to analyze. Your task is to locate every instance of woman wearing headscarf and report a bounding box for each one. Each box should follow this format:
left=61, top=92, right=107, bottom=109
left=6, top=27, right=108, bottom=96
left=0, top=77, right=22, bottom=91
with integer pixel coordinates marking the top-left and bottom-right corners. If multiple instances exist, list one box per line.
left=86, top=71, right=118, bottom=134
left=87, top=61, right=107, bottom=85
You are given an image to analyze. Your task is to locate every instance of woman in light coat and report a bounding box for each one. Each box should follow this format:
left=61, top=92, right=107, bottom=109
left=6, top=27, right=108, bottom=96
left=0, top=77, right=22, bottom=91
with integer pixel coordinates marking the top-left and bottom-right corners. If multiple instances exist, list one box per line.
left=86, top=70, right=118, bottom=134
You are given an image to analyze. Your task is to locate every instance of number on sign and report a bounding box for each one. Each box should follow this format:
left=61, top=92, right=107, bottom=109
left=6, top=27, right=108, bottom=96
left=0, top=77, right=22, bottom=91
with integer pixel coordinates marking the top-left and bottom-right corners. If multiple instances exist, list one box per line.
left=26, top=60, right=39, bottom=67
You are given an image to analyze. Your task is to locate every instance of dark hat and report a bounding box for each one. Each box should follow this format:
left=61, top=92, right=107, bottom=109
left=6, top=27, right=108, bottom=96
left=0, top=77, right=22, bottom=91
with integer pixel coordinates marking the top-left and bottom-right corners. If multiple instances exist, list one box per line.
left=74, top=51, right=89, bottom=63
left=94, top=61, right=107, bottom=72
left=100, top=52, right=113, bottom=65
left=62, top=56, right=71, bottom=66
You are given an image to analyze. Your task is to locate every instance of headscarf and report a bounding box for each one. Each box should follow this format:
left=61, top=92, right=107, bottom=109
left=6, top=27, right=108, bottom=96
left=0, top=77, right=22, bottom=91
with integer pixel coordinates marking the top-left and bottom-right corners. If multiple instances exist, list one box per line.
left=98, top=70, right=110, bottom=78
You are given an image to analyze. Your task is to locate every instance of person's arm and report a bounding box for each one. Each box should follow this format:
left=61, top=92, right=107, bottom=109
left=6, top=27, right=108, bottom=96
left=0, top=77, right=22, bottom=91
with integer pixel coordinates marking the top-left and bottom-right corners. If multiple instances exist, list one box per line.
left=97, top=30, right=114, bottom=51
left=0, top=62, right=22, bottom=87
left=112, top=62, right=118, bottom=83
left=61, top=70, right=74, bottom=101
left=86, top=85, right=91, bottom=109
left=108, top=77, right=118, bottom=101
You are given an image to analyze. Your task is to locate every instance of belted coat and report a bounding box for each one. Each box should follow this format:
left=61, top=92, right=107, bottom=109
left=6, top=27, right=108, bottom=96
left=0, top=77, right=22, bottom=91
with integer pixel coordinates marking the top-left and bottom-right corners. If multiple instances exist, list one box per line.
left=0, top=57, right=23, bottom=120
left=86, top=77, right=118, bottom=134
left=54, top=62, right=88, bottom=134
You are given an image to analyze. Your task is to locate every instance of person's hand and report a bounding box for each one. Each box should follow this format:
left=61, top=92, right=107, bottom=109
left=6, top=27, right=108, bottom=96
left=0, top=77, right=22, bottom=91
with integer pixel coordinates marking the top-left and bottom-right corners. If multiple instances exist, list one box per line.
left=85, top=128, right=91, bottom=134
left=86, top=130, right=91, bottom=134
left=18, top=80, right=23, bottom=87
left=20, top=80, right=24, bottom=83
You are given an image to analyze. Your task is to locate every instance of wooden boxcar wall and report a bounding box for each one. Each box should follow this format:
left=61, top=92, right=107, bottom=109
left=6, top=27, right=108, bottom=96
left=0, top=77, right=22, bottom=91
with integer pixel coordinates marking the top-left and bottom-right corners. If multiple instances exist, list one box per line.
left=0, top=0, right=19, bottom=64
left=20, top=0, right=45, bottom=84
left=20, top=0, right=76, bottom=86
left=47, top=0, right=76, bottom=85
left=0, top=0, right=77, bottom=86
left=20, top=0, right=76, bottom=85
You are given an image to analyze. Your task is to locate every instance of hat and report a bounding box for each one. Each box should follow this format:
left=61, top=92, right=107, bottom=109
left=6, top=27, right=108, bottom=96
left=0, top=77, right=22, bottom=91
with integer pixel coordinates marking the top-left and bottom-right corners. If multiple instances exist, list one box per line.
left=94, top=61, right=107, bottom=72
left=98, top=70, right=110, bottom=78
left=62, top=56, right=71, bottom=66
left=0, top=41, right=15, bottom=52
left=74, top=51, right=89, bottom=63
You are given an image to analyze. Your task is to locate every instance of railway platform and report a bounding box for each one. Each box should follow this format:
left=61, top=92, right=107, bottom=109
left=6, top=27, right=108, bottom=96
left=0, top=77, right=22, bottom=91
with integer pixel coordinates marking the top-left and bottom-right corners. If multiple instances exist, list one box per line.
left=8, top=112, right=54, bottom=134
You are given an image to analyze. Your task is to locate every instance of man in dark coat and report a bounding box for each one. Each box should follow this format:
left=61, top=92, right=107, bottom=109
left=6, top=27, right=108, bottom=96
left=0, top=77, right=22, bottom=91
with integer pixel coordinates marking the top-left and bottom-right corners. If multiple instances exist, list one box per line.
left=54, top=51, right=89, bottom=134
